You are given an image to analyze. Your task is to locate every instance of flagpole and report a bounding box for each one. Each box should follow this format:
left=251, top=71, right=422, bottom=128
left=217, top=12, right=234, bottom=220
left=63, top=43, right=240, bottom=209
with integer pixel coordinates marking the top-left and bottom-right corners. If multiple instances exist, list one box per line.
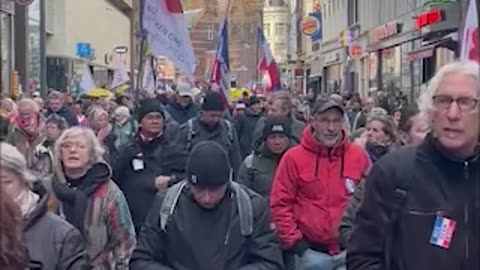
left=136, top=0, right=147, bottom=102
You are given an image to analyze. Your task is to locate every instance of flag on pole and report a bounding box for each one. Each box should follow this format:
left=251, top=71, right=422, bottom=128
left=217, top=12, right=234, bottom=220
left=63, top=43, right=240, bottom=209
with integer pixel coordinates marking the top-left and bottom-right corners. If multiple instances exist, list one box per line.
left=142, top=59, right=156, bottom=94
left=143, top=0, right=196, bottom=79
left=257, top=27, right=281, bottom=92
left=79, top=64, right=96, bottom=96
left=111, top=61, right=130, bottom=89
left=460, top=0, right=479, bottom=62
left=210, top=20, right=230, bottom=104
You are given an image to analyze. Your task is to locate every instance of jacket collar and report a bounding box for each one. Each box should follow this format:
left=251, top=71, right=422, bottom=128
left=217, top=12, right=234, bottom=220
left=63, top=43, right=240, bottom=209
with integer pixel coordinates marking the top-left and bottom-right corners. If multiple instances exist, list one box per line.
left=23, top=192, right=49, bottom=232
left=419, top=133, right=480, bottom=165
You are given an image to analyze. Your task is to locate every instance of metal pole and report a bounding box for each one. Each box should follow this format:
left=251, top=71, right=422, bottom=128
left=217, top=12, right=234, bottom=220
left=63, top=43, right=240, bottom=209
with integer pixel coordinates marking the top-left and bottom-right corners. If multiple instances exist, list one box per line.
left=39, top=0, right=47, bottom=96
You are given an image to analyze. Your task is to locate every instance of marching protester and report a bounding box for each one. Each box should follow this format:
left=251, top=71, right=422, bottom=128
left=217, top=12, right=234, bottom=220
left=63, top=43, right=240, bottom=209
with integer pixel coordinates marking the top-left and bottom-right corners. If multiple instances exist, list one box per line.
left=270, top=97, right=370, bottom=270
left=44, top=114, right=69, bottom=152
left=234, top=95, right=264, bottom=158
left=347, top=61, right=480, bottom=270
left=361, top=114, right=398, bottom=163
left=1, top=97, right=18, bottom=123
left=253, top=91, right=305, bottom=148
left=351, top=96, right=377, bottom=132
left=176, top=90, right=242, bottom=174
left=165, top=82, right=200, bottom=125
left=113, top=98, right=188, bottom=231
left=237, top=116, right=292, bottom=198
left=51, top=127, right=136, bottom=269
left=111, top=105, right=137, bottom=150
left=0, top=142, right=89, bottom=269
left=7, top=98, right=53, bottom=179
left=45, top=91, right=78, bottom=127
left=397, top=105, right=429, bottom=146
left=130, top=141, right=284, bottom=270
left=89, top=108, right=118, bottom=164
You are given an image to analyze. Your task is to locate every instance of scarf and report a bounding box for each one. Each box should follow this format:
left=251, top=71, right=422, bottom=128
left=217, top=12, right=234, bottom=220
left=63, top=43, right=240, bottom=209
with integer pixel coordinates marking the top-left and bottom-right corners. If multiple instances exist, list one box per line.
left=15, top=190, right=39, bottom=217
left=52, top=163, right=109, bottom=235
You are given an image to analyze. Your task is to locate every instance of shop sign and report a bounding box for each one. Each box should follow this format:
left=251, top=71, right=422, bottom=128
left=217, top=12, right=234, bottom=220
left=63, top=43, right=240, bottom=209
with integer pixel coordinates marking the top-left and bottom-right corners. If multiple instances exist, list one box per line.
left=300, top=13, right=322, bottom=41
left=325, top=52, right=340, bottom=64
left=415, top=10, right=445, bottom=30
left=14, top=0, right=34, bottom=6
left=76, top=43, right=94, bottom=59
left=113, top=46, right=128, bottom=54
left=294, top=68, right=304, bottom=78
left=372, top=22, right=402, bottom=42
left=348, top=43, right=363, bottom=59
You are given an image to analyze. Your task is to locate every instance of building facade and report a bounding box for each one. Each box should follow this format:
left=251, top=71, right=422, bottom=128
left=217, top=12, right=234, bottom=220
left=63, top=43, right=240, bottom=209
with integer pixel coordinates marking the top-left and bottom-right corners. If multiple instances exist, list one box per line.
left=45, top=0, right=133, bottom=92
left=0, top=0, right=14, bottom=96
left=262, top=1, right=289, bottom=64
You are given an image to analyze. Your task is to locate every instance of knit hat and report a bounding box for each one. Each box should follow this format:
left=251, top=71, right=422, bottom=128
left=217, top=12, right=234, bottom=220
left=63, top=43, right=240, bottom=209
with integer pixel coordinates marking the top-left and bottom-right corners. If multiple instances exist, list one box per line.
left=201, top=91, right=225, bottom=111
left=137, top=98, right=164, bottom=122
left=186, top=141, right=231, bottom=188
left=263, top=117, right=291, bottom=140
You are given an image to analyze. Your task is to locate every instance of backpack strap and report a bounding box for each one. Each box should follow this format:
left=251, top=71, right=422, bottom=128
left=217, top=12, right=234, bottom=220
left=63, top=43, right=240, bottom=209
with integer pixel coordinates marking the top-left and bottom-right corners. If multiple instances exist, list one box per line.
left=186, top=119, right=195, bottom=151
left=224, top=119, right=234, bottom=145
left=384, top=147, right=416, bottom=270
left=160, top=181, right=187, bottom=231
left=244, top=154, right=254, bottom=170
left=231, top=181, right=253, bottom=236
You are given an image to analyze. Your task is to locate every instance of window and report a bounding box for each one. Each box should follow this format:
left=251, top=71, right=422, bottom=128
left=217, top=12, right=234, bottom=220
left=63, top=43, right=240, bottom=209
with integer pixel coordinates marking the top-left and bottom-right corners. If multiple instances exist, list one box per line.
left=207, top=25, right=214, bottom=40
left=275, top=22, right=286, bottom=35
left=347, top=0, right=359, bottom=26
left=263, top=23, right=270, bottom=36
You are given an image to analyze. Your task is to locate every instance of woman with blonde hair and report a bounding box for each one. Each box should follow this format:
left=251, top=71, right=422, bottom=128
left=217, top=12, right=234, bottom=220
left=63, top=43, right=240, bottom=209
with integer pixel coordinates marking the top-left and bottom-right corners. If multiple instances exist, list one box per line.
left=89, top=108, right=117, bottom=164
left=0, top=142, right=88, bottom=269
left=51, top=127, right=135, bottom=269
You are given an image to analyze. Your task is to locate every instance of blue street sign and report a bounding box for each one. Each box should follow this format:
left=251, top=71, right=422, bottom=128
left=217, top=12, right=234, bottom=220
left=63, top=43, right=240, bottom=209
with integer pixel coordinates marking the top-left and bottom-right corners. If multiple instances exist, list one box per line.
left=76, top=43, right=92, bottom=58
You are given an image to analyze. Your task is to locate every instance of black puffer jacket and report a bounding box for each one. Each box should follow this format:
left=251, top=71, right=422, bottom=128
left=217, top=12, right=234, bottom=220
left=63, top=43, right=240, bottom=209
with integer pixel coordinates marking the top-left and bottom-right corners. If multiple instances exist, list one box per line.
left=24, top=191, right=89, bottom=270
left=234, top=109, right=262, bottom=158
left=130, top=184, right=284, bottom=270
left=347, top=134, right=480, bottom=270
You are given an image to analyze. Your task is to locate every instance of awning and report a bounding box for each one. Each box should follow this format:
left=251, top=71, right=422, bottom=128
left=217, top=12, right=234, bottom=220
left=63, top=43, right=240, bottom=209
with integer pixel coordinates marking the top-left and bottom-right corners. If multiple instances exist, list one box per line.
left=406, top=45, right=436, bottom=61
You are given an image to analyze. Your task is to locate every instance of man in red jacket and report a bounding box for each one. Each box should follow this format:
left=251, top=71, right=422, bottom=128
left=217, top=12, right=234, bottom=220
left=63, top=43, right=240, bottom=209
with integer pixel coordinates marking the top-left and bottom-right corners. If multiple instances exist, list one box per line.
left=270, top=97, right=370, bottom=270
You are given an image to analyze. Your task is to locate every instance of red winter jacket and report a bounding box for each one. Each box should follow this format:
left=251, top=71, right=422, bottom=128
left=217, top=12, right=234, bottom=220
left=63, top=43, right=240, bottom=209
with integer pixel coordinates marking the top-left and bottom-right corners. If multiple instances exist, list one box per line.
left=270, top=125, right=370, bottom=254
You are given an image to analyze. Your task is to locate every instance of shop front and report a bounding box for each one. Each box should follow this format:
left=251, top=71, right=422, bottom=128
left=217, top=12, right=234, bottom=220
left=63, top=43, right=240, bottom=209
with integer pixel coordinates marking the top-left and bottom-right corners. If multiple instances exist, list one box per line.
left=322, top=49, right=345, bottom=94
left=367, top=2, right=459, bottom=101
left=0, top=0, right=14, bottom=96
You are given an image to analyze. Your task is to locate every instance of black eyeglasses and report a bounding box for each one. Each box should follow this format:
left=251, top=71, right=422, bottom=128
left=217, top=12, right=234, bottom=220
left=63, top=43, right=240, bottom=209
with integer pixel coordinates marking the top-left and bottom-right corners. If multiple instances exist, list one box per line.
left=432, top=95, right=479, bottom=112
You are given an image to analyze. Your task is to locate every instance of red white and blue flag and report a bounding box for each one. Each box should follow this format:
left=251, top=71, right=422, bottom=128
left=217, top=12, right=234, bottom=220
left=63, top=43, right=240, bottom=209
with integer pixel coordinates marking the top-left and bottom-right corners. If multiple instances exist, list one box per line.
left=211, top=20, right=231, bottom=103
left=257, top=27, right=281, bottom=93
left=460, top=0, right=479, bottom=62
left=142, top=0, right=196, bottom=79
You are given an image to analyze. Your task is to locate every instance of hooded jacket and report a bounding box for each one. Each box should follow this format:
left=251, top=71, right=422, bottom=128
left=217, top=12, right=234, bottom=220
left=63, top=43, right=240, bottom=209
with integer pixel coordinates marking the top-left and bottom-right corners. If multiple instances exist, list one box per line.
left=270, top=126, right=370, bottom=254
left=165, top=101, right=200, bottom=125
left=347, top=134, right=480, bottom=270
left=23, top=188, right=89, bottom=270
left=234, top=108, right=263, bottom=158
left=130, top=185, right=284, bottom=270
left=52, top=162, right=136, bottom=270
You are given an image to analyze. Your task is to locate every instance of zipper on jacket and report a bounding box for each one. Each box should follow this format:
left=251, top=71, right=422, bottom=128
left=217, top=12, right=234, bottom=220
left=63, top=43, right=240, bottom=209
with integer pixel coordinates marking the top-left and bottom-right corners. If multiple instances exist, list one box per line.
left=464, top=162, right=470, bottom=261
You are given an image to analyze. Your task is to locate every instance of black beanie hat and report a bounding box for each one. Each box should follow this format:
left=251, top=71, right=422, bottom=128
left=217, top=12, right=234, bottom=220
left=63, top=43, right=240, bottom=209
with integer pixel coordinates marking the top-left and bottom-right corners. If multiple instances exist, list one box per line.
left=137, top=98, right=164, bottom=122
left=262, top=117, right=292, bottom=140
left=201, top=91, right=225, bottom=111
left=186, top=141, right=231, bottom=188
left=248, top=95, right=261, bottom=107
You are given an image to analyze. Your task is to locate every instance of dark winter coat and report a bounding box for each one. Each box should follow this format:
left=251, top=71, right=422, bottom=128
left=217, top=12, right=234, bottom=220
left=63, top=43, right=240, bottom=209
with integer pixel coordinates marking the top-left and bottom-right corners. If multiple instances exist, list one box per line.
left=338, top=179, right=365, bottom=248
left=112, top=134, right=187, bottom=230
left=130, top=184, right=284, bottom=270
left=347, top=134, right=480, bottom=270
left=165, top=101, right=200, bottom=125
left=234, top=108, right=262, bottom=158
left=46, top=106, right=79, bottom=127
left=175, top=117, right=242, bottom=174
left=24, top=193, right=89, bottom=270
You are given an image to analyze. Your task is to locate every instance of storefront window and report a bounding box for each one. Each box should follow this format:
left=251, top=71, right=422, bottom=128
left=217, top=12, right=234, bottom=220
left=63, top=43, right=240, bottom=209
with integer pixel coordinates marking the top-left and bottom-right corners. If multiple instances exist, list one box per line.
left=381, top=46, right=401, bottom=93
left=368, top=52, right=378, bottom=92
left=1, top=11, right=12, bottom=96
left=325, top=64, right=341, bottom=93
left=28, top=0, right=41, bottom=92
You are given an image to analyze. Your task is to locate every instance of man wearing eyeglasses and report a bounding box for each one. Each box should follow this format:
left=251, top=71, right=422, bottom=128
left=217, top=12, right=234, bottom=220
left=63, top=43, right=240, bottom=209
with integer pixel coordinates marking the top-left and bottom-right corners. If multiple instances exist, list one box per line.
left=270, top=97, right=370, bottom=270
left=347, top=61, right=480, bottom=270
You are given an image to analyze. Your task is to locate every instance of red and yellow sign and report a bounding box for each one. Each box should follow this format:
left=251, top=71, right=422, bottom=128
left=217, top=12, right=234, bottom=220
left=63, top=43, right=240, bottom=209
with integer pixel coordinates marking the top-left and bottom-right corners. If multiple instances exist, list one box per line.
left=300, top=16, right=321, bottom=36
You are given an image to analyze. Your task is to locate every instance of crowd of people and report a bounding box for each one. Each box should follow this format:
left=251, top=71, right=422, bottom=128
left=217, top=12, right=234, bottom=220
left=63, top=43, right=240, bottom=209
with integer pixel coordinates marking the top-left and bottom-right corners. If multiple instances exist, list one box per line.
left=0, top=60, right=478, bottom=270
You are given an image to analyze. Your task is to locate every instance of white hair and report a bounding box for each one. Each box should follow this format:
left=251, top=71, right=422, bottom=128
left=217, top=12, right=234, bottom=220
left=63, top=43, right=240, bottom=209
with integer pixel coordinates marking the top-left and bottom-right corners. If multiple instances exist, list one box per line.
left=418, top=61, right=480, bottom=125
left=0, top=143, right=36, bottom=186
left=114, top=106, right=130, bottom=118
left=53, top=127, right=105, bottom=182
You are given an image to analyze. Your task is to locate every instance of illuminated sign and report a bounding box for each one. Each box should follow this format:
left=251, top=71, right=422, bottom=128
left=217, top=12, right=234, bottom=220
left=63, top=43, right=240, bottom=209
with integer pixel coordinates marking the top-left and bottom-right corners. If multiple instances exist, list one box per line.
left=415, top=10, right=445, bottom=30
left=372, top=22, right=402, bottom=42
left=348, top=43, right=363, bottom=59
